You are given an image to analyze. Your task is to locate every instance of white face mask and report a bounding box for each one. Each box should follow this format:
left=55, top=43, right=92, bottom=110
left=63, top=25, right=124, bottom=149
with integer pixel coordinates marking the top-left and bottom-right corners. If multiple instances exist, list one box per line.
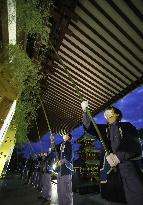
left=104, top=109, right=115, bottom=119
left=104, top=109, right=119, bottom=120
left=63, top=135, right=67, bottom=141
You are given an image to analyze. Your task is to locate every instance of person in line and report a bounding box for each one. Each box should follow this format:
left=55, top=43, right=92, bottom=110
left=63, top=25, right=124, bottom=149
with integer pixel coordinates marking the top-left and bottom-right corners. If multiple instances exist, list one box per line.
left=57, top=133, right=73, bottom=205
left=81, top=101, right=143, bottom=205
left=39, top=149, right=54, bottom=204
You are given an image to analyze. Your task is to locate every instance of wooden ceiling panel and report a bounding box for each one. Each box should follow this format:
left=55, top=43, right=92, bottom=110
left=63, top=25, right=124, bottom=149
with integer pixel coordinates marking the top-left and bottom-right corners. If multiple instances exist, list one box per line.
left=39, top=0, right=143, bottom=136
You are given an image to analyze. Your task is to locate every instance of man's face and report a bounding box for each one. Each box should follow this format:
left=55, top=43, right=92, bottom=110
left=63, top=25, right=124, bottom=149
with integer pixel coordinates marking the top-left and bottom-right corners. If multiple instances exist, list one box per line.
left=104, top=109, right=119, bottom=124
left=107, top=115, right=118, bottom=124
left=63, top=134, right=70, bottom=141
left=44, top=153, right=48, bottom=157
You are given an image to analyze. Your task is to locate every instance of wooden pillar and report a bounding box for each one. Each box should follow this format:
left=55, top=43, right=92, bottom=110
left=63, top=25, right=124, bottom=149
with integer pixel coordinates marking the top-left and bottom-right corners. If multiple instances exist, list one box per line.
left=0, top=97, right=13, bottom=129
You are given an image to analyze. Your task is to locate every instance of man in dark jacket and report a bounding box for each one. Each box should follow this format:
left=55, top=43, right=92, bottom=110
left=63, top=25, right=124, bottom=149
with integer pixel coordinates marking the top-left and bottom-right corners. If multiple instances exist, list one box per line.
left=81, top=101, right=143, bottom=205
left=57, top=133, right=73, bottom=205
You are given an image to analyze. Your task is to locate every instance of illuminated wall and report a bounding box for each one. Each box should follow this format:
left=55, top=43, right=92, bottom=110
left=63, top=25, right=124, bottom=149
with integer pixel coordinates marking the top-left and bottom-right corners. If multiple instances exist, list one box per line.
left=0, top=127, right=16, bottom=177
left=0, top=0, right=17, bottom=177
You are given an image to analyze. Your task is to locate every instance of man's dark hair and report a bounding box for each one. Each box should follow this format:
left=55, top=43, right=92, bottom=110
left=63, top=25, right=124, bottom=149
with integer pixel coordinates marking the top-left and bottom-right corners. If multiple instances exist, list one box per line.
left=105, top=106, right=123, bottom=121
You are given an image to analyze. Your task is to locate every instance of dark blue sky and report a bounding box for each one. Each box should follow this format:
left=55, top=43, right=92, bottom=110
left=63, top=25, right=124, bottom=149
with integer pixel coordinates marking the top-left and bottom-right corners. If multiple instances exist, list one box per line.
left=94, top=85, right=143, bottom=128
left=23, top=85, right=143, bottom=157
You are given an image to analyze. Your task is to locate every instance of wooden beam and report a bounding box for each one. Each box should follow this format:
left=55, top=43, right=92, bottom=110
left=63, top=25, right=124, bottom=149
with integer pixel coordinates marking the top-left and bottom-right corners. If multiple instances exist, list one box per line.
left=0, top=0, right=9, bottom=63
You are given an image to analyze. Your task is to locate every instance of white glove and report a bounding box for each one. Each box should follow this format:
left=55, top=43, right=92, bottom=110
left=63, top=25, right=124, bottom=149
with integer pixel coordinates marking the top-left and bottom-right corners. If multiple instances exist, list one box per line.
left=106, top=153, right=120, bottom=167
left=81, top=100, right=89, bottom=112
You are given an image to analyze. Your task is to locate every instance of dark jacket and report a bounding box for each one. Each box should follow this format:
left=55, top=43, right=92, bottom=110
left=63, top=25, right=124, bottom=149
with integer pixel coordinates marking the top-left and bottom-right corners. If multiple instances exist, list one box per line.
left=82, top=113, right=142, bottom=161
left=82, top=112, right=143, bottom=205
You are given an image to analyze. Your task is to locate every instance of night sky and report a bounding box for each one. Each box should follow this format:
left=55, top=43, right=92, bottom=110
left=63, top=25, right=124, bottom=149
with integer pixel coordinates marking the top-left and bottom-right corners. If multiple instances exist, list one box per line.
left=23, top=85, right=143, bottom=158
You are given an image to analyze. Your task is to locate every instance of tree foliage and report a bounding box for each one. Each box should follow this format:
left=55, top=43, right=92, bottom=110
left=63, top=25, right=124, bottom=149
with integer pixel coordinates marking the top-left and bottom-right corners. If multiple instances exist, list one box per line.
left=6, top=0, right=53, bottom=144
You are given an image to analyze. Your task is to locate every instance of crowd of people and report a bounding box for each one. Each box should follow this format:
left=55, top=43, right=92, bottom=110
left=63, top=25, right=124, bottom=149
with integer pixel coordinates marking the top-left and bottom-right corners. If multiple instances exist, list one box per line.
left=20, top=103, right=143, bottom=205
left=21, top=133, right=73, bottom=205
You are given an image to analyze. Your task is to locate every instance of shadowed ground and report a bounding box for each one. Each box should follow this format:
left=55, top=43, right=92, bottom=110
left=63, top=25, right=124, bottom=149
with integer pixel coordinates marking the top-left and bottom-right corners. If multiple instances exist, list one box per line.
left=0, top=174, right=125, bottom=205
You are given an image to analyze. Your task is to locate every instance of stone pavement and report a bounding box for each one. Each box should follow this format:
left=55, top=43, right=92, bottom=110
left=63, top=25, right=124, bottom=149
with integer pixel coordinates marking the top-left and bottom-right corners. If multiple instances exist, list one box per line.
left=0, top=175, right=126, bottom=205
